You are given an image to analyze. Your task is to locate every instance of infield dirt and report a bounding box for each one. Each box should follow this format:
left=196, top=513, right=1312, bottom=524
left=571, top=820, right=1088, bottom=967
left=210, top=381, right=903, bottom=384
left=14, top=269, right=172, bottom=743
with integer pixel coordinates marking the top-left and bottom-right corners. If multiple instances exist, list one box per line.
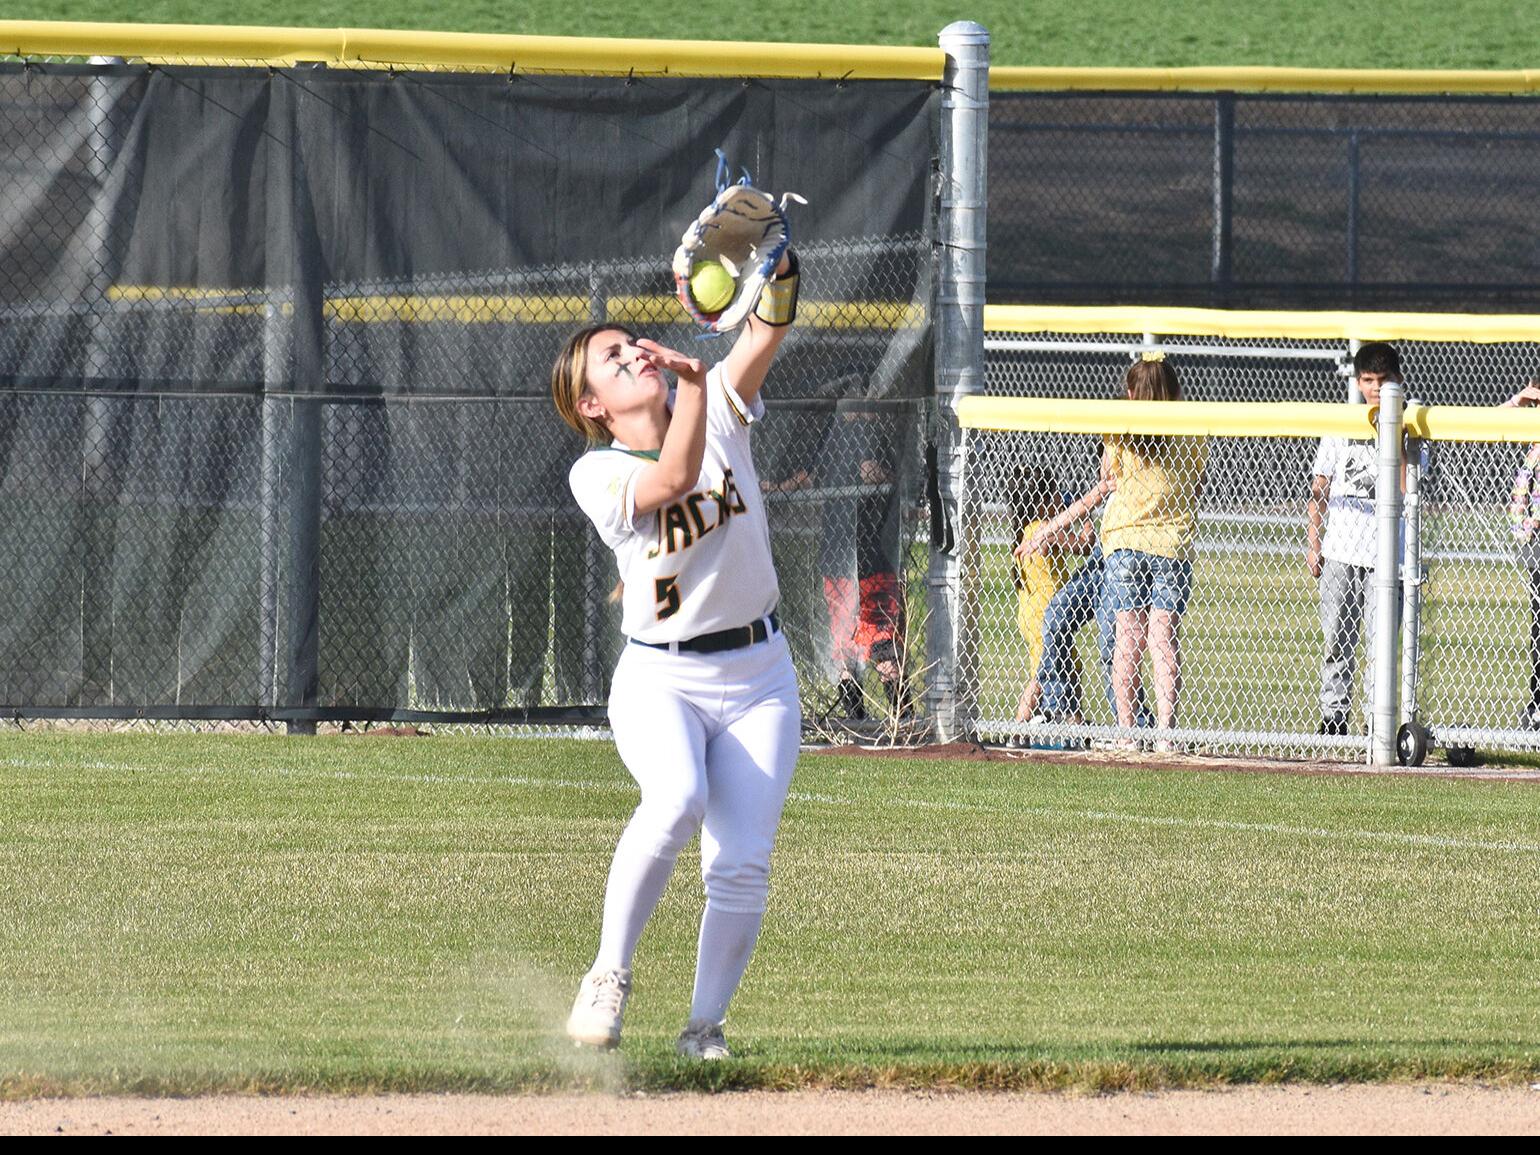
left=4, top=1086, right=1540, bottom=1135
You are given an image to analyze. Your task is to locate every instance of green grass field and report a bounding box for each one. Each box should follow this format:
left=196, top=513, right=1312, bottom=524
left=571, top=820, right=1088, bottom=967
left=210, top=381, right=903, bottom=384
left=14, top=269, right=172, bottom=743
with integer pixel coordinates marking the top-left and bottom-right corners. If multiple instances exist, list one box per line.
left=2, top=731, right=1537, bottom=1095
left=3, top=1, right=1536, bottom=70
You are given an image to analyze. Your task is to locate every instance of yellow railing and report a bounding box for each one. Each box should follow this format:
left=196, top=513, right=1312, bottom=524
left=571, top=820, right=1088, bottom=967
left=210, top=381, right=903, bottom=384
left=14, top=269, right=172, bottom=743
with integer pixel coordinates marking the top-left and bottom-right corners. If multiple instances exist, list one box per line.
left=989, top=65, right=1540, bottom=95
left=958, top=397, right=1373, bottom=438
left=983, top=305, right=1540, bottom=346
left=0, top=20, right=942, bottom=79
left=6, top=22, right=1540, bottom=93
left=957, top=396, right=1540, bottom=444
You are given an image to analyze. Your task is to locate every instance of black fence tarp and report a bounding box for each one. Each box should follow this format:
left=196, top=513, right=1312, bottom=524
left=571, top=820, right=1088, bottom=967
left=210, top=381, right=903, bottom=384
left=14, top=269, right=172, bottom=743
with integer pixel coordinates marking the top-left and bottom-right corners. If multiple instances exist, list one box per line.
left=0, top=64, right=938, bottom=723
left=990, top=91, right=1540, bottom=312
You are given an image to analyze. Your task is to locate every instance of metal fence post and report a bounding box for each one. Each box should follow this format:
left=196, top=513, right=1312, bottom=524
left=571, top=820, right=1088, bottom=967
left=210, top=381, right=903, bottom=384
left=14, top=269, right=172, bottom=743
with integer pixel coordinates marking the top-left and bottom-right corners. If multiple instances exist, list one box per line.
left=1371, top=380, right=1405, bottom=764
left=82, top=55, right=126, bottom=392
left=1212, top=94, right=1235, bottom=306
left=259, top=301, right=286, bottom=714
left=275, top=66, right=327, bottom=735
left=928, top=21, right=989, bottom=743
left=1346, top=131, right=1361, bottom=291
left=81, top=56, right=127, bottom=705
left=1399, top=437, right=1424, bottom=741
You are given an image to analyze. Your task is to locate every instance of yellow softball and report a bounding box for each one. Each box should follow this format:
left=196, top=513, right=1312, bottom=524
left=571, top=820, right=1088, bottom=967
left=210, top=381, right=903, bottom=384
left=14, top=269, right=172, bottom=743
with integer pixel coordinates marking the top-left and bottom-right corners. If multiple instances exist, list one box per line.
left=690, top=261, right=735, bottom=314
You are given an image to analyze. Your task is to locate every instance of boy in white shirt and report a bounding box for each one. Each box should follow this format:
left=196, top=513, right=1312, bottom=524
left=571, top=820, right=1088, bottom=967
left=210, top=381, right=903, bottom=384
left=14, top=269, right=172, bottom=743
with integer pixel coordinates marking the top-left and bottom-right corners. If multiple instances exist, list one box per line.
left=1306, top=342, right=1403, bottom=737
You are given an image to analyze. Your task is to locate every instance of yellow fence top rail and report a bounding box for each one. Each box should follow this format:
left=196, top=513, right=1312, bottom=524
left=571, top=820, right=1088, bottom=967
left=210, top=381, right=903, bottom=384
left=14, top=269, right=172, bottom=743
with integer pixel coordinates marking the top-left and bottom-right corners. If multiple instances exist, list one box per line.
left=957, top=397, right=1377, bottom=438
left=1412, top=406, right=1540, bottom=443
left=958, top=396, right=1540, bottom=443
left=12, top=25, right=1540, bottom=91
left=990, top=65, right=1540, bottom=95
left=984, top=305, right=1540, bottom=345
left=0, top=20, right=944, bottom=79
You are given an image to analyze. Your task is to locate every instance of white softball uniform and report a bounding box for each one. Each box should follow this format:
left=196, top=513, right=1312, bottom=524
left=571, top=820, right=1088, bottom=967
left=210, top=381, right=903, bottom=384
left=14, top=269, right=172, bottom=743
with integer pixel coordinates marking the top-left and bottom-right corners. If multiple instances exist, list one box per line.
left=569, top=364, right=779, bottom=643
left=567, top=361, right=801, bottom=1026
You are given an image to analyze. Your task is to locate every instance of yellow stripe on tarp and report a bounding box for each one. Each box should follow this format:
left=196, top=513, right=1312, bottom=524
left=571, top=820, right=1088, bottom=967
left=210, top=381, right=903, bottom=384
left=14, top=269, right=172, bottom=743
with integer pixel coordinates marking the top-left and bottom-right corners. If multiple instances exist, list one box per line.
left=983, top=304, right=1540, bottom=345
left=0, top=20, right=943, bottom=79
left=989, top=65, right=1540, bottom=94
left=959, top=396, right=1540, bottom=444
left=327, top=294, right=597, bottom=324
left=108, top=286, right=925, bottom=331
left=334, top=293, right=923, bottom=329
left=104, top=288, right=1540, bottom=344
left=110, top=286, right=250, bottom=302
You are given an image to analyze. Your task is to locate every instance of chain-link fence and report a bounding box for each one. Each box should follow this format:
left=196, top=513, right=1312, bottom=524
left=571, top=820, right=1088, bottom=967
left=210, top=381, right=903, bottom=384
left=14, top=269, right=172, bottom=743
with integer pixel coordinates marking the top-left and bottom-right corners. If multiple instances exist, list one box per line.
left=0, top=58, right=939, bottom=729
left=1418, top=434, right=1540, bottom=756
left=316, top=244, right=934, bottom=727
left=0, top=237, right=933, bottom=725
left=19, top=41, right=1540, bottom=752
left=990, top=92, right=1540, bottom=313
left=969, top=320, right=1540, bottom=759
left=962, top=424, right=1338, bottom=755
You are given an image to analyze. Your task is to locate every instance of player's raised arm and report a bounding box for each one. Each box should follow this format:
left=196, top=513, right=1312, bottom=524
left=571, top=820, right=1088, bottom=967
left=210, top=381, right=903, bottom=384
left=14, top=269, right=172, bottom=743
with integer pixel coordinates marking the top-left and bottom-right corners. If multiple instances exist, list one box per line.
left=723, top=249, right=799, bottom=407
left=629, top=340, right=709, bottom=514
left=672, top=165, right=804, bottom=408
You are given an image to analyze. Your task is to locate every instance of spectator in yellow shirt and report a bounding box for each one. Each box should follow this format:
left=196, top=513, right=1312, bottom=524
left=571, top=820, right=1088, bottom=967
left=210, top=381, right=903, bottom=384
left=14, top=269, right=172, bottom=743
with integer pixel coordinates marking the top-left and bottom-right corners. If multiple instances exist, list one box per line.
left=1009, top=466, right=1087, bottom=728
left=1101, top=355, right=1207, bottom=751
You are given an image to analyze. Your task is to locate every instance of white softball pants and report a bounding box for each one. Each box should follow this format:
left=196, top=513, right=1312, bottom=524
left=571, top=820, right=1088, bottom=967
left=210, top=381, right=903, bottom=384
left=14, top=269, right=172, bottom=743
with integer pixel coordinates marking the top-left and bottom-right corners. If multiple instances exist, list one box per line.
left=592, top=630, right=800, bottom=1012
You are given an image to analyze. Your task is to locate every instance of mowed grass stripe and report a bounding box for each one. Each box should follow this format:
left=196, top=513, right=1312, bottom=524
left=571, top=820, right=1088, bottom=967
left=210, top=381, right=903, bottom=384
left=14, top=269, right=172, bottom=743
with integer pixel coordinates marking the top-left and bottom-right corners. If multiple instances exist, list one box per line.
left=1, top=752, right=636, bottom=797
left=6, top=746, right=1537, bottom=855
left=1, top=733, right=1537, bottom=1093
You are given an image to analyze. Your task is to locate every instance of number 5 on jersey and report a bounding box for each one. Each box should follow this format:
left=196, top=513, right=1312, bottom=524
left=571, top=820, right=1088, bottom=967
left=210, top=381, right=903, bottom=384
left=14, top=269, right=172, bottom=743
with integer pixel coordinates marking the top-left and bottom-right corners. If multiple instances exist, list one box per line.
left=655, top=575, right=681, bottom=621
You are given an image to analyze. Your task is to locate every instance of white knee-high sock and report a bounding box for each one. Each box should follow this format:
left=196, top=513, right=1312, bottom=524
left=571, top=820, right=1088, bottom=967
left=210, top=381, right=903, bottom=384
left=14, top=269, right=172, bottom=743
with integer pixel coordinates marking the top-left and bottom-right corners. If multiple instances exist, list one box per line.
left=592, top=834, right=679, bottom=973
left=688, top=905, right=764, bottom=1024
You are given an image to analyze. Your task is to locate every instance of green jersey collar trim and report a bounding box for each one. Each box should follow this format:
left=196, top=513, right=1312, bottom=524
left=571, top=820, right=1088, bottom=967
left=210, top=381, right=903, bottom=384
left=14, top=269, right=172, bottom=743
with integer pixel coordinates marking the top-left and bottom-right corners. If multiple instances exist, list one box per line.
left=593, top=445, right=660, bottom=462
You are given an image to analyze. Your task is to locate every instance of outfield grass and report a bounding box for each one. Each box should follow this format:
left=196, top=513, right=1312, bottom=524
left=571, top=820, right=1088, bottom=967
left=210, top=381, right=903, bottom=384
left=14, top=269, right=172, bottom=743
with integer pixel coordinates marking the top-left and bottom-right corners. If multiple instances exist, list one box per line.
left=3, top=1, right=1536, bottom=70
left=1, top=731, right=1537, bottom=1094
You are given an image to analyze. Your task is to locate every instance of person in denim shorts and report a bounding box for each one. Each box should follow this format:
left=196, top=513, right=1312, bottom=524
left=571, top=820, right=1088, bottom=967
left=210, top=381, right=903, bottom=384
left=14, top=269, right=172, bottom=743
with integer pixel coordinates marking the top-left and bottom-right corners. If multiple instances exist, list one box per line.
left=1013, top=446, right=1154, bottom=737
left=1100, top=355, right=1207, bottom=752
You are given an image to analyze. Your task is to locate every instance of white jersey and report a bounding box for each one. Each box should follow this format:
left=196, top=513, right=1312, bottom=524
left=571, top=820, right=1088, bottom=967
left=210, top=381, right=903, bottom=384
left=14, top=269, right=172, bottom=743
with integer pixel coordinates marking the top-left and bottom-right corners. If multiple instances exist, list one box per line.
left=1312, top=435, right=1378, bottom=569
left=568, top=363, right=779, bottom=643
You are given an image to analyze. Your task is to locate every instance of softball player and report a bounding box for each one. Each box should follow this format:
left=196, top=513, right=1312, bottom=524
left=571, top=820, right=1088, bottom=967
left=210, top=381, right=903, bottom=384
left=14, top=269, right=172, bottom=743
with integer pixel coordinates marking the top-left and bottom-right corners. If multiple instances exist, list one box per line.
left=551, top=251, right=800, bottom=1061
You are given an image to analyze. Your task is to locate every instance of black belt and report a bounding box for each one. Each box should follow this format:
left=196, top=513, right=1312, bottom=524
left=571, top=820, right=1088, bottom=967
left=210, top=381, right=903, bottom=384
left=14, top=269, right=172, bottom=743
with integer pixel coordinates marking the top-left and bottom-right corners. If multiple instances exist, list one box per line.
left=631, top=611, right=780, bottom=655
